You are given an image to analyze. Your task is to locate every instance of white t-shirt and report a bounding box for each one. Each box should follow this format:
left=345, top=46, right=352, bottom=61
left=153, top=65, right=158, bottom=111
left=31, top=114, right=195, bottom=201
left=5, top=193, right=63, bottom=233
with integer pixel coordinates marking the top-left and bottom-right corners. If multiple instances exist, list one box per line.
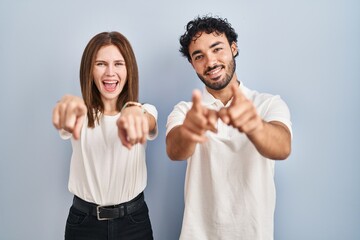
left=61, top=103, right=158, bottom=205
left=166, top=83, right=292, bottom=240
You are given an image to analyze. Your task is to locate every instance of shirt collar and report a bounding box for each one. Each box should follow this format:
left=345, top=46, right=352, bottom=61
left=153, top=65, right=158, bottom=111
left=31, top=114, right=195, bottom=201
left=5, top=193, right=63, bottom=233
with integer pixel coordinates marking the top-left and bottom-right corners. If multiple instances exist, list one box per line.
left=201, top=81, right=243, bottom=108
left=202, top=88, right=219, bottom=106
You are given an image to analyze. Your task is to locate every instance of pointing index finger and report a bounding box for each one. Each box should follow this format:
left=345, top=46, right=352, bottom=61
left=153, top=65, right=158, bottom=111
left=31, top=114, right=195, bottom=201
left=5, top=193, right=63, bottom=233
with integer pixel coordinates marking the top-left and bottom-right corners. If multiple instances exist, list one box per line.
left=191, top=89, right=202, bottom=112
left=231, top=84, right=245, bottom=105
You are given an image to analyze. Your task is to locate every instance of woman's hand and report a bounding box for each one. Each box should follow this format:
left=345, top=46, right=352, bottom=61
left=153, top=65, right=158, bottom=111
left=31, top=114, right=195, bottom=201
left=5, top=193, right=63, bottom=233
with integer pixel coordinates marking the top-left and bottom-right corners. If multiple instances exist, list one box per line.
left=117, top=104, right=149, bottom=149
left=52, top=95, right=87, bottom=140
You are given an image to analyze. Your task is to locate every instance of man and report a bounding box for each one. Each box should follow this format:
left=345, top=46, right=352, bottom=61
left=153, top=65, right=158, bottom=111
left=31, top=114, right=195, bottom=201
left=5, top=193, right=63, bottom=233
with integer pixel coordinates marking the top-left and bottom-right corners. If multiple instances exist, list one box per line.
left=166, top=16, right=292, bottom=240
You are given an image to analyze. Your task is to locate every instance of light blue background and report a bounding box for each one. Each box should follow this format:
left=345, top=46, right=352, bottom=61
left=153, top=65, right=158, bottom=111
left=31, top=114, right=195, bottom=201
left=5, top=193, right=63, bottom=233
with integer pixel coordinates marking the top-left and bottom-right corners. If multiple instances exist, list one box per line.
left=1, top=0, right=359, bottom=239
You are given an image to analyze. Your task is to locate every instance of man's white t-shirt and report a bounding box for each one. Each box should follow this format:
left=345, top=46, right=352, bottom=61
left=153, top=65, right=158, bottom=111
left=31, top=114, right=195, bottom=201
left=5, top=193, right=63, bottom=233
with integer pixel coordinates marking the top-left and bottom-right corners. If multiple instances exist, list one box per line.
left=61, top=104, right=158, bottom=206
left=166, top=83, right=292, bottom=240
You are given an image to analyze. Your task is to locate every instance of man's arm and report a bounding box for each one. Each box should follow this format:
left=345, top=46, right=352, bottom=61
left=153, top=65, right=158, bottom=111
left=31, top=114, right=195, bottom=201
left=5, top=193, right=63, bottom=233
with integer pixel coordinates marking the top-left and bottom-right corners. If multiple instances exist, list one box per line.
left=218, top=85, right=291, bottom=160
left=166, top=125, right=198, bottom=160
left=166, top=90, right=218, bottom=160
left=247, top=120, right=291, bottom=160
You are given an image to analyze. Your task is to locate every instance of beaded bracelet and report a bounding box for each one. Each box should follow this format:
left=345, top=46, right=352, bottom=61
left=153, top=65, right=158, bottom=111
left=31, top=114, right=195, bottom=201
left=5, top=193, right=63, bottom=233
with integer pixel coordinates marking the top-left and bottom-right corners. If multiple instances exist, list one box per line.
left=121, top=101, right=146, bottom=114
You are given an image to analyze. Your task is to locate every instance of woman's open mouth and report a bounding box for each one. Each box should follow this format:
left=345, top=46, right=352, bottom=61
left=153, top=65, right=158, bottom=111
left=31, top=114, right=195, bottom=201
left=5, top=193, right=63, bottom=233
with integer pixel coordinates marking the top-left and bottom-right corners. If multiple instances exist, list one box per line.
left=103, top=80, right=119, bottom=92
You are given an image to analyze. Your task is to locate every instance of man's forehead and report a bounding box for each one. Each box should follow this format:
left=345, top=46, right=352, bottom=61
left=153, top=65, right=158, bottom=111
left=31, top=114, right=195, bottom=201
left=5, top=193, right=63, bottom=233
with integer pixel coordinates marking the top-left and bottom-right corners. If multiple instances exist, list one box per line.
left=191, top=31, right=225, bottom=43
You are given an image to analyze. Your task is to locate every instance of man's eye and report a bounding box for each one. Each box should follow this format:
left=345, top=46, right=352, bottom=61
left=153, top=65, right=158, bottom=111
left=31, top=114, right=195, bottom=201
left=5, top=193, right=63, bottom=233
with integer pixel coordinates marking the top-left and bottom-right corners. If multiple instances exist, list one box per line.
left=214, top=48, right=222, bottom=52
left=194, top=55, right=203, bottom=61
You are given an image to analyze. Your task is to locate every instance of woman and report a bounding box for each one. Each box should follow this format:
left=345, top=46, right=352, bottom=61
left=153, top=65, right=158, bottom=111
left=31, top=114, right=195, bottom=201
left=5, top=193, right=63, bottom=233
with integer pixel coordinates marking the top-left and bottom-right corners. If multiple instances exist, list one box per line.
left=52, top=31, right=157, bottom=240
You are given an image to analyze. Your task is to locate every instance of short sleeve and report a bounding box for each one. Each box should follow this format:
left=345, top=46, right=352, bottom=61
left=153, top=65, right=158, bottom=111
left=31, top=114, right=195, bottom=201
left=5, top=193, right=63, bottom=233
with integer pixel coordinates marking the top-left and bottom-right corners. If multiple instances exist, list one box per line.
left=261, top=95, right=293, bottom=138
left=166, top=101, right=191, bottom=136
left=143, top=103, right=159, bottom=140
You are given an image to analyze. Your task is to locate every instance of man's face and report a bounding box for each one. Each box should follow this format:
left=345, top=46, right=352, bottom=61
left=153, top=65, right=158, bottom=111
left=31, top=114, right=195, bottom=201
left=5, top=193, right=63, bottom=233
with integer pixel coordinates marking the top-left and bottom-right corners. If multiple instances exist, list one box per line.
left=188, top=32, right=238, bottom=91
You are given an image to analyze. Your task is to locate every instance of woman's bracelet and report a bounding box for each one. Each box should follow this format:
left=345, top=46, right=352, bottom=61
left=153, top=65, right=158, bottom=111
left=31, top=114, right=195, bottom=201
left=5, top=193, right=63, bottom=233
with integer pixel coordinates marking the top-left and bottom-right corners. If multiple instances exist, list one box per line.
left=121, top=101, right=146, bottom=114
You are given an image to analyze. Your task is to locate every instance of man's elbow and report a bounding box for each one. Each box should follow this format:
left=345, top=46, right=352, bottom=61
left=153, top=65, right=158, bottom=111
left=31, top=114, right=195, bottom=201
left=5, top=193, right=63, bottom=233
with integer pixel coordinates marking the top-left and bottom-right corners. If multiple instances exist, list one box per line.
left=166, top=137, right=185, bottom=161
left=166, top=147, right=187, bottom=161
left=271, top=143, right=291, bottom=160
left=166, top=147, right=179, bottom=161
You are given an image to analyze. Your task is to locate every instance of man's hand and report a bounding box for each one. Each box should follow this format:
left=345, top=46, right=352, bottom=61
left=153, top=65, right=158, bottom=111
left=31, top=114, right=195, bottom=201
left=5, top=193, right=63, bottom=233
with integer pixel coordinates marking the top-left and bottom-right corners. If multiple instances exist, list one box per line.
left=117, top=106, right=149, bottom=149
left=218, top=85, right=264, bottom=135
left=166, top=90, right=218, bottom=160
left=52, top=95, right=87, bottom=140
left=181, top=90, right=218, bottom=143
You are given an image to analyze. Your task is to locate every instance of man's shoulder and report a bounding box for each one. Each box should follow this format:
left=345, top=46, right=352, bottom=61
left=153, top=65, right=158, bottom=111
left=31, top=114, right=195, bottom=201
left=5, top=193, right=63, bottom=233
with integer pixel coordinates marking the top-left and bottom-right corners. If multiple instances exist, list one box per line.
left=242, top=86, right=275, bottom=102
left=172, top=100, right=193, bottom=111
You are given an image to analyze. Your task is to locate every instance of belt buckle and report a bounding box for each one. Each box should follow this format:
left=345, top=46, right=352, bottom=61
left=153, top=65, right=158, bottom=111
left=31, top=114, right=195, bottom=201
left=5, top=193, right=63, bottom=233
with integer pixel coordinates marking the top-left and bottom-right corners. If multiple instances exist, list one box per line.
left=96, top=206, right=112, bottom=221
left=96, top=205, right=125, bottom=220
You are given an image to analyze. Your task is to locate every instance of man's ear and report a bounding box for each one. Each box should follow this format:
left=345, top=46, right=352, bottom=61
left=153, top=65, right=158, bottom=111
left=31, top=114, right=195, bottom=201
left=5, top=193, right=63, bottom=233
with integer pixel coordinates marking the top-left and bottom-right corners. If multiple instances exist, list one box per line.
left=189, top=58, right=194, bottom=67
left=231, top=42, right=238, bottom=56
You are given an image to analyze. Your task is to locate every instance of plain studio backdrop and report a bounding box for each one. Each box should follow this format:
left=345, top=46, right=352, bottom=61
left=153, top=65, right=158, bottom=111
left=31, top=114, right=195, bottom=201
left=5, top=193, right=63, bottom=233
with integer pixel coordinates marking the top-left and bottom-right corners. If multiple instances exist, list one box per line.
left=0, top=0, right=359, bottom=239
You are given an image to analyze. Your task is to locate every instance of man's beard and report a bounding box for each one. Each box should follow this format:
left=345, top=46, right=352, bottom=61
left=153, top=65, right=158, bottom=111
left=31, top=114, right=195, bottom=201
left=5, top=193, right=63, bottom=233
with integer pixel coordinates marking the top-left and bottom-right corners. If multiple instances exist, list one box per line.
left=197, top=58, right=236, bottom=91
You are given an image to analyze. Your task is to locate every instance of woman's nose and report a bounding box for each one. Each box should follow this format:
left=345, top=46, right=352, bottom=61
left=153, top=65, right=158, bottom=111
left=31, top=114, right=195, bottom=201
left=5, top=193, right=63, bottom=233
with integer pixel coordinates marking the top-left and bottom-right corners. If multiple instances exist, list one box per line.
left=105, top=65, right=115, bottom=76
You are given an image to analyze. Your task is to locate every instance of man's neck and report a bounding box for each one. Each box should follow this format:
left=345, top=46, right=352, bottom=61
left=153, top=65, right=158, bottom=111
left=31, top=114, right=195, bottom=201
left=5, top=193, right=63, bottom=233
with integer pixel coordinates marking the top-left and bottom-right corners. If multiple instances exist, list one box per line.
left=207, top=77, right=240, bottom=105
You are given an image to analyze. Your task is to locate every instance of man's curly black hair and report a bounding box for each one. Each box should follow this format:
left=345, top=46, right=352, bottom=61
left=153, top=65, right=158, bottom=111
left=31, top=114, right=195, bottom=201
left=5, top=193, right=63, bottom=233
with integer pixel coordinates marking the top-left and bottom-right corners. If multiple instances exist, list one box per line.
left=179, top=15, right=238, bottom=62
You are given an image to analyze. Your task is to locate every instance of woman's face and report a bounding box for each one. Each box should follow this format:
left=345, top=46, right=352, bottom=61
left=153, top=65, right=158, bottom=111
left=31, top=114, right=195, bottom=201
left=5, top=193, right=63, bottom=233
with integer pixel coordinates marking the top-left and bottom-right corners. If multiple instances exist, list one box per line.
left=93, top=44, right=127, bottom=105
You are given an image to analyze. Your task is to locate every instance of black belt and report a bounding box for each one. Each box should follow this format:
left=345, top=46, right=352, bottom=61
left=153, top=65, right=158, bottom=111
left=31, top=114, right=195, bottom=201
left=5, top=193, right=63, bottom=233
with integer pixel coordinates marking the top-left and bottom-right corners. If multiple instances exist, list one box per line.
left=72, top=192, right=145, bottom=221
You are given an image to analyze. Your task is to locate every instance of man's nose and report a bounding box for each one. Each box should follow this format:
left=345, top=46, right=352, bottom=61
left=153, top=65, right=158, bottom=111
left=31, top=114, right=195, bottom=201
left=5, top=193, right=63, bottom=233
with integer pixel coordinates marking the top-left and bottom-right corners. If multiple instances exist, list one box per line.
left=206, top=54, right=217, bottom=68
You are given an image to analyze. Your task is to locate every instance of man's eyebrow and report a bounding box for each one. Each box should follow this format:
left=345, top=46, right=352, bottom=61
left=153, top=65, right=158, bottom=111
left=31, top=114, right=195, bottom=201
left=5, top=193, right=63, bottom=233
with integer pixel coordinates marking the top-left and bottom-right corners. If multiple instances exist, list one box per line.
left=209, top=41, right=223, bottom=49
left=191, top=50, right=202, bottom=58
left=191, top=41, right=225, bottom=58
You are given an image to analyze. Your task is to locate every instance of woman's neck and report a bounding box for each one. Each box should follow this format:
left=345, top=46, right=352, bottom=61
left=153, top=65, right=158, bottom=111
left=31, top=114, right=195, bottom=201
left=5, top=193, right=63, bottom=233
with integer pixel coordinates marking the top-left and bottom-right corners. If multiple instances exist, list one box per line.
left=102, top=98, right=119, bottom=116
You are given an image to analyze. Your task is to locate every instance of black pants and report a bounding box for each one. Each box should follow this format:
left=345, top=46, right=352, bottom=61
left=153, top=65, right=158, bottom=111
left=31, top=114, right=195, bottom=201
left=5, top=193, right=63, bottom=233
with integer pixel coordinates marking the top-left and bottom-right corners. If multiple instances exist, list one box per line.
left=65, top=195, right=153, bottom=240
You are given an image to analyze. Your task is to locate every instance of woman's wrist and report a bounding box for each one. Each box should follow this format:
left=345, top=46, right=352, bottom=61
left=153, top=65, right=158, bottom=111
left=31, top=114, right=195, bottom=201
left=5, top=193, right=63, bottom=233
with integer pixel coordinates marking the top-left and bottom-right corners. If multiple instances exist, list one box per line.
left=121, top=101, right=146, bottom=114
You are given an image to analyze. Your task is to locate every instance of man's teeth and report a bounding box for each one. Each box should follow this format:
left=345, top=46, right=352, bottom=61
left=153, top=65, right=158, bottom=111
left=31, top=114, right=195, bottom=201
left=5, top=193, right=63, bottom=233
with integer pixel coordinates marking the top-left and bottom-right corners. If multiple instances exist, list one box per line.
left=208, top=67, right=222, bottom=75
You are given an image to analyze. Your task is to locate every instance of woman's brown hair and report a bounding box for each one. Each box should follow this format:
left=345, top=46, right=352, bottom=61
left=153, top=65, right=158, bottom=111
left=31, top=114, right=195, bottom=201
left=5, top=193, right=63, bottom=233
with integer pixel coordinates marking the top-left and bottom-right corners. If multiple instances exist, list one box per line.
left=80, top=31, right=139, bottom=127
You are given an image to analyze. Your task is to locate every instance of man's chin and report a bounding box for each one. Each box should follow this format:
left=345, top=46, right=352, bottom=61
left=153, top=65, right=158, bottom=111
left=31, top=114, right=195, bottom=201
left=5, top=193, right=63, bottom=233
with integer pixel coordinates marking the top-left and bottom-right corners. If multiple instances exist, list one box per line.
left=206, top=82, right=227, bottom=91
left=198, top=74, right=230, bottom=90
